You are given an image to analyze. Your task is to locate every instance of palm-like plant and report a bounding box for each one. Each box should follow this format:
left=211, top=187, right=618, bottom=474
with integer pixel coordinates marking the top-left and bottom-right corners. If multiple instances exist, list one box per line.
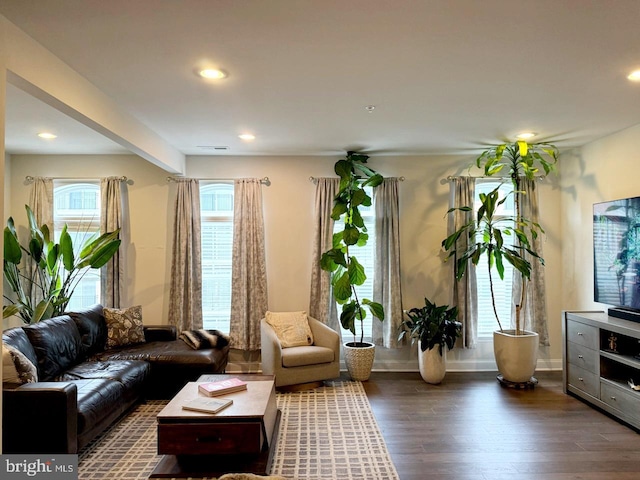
left=3, top=205, right=121, bottom=323
left=320, top=151, right=385, bottom=344
left=442, top=186, right=543, bottom=332
left=474, top=140, right=558, bottom=333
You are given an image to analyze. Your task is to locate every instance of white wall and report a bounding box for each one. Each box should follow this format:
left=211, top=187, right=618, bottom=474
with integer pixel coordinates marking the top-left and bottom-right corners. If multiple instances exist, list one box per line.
left=6, top=152, right=565, bottom=370
left=560, top=123, right=640, bottom=312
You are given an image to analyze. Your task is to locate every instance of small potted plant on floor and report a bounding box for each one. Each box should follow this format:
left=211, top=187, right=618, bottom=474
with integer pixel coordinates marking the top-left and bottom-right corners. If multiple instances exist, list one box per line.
left=399, top=298, right=461, bottom=384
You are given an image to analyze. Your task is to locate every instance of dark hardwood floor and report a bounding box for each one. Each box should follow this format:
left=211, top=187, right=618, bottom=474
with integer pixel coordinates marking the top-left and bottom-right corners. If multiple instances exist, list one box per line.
left=362, top=371, right=640, bottom=480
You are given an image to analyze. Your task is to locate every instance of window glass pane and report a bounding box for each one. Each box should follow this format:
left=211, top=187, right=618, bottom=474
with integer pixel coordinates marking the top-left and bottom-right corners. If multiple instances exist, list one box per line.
left=201, top=183, right=234, bottom=332
left=475, top=180, right=514, bottom=337
left=53, top=181, right=101, bottom=310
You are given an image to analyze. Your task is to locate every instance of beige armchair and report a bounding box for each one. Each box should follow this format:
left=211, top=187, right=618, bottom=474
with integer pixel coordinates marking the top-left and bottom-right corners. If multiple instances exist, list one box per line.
left=260, top=316, right=340, bottom=388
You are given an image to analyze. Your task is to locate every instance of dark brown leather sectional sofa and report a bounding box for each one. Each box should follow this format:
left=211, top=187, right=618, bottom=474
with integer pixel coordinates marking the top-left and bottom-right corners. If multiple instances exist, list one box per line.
left=2, top=304, right=229, bottom=454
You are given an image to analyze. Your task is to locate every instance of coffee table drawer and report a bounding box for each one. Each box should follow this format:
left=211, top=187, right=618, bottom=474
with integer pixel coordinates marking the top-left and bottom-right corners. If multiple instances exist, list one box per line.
left=158, top=422, right=263, bottom=455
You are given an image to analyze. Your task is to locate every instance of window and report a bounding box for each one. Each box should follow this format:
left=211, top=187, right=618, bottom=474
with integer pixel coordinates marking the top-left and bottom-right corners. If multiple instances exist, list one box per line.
left=335, top=187, right=376, bottom=340
left=53, top=181, right=101, bottom=311
left=200, top=183, right=234, bottom=331
left=474, top=180, right=515, bottom=337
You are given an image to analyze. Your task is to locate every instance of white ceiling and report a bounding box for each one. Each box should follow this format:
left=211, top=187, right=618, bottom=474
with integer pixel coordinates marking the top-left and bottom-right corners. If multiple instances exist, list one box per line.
left=3, top=0, right=640, bottom=157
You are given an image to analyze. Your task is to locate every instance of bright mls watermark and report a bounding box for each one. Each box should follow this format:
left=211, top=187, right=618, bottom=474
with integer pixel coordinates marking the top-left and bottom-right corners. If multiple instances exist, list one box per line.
left=1, top=455, right=77, bottom=479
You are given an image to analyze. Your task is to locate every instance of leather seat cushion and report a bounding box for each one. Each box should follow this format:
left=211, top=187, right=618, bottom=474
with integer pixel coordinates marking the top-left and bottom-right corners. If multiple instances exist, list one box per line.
left=58, top=360, right=150, bottom=405
left=73, top=378, right=128, bottom=435
left=94, top=340, right=225, bottom=366
left=23, top=316, right=85, bottom=380
left=281, top=345, right=335, bottom=368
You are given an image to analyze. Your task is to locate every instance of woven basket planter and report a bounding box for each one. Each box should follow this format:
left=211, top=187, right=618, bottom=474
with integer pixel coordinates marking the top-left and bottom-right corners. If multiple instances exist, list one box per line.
left=343, top=342, right=376, bottom=381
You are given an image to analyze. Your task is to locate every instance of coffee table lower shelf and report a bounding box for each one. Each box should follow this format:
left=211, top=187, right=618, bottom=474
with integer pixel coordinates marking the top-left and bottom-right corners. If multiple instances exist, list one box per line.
left=150, top=409, right=281, bottom=478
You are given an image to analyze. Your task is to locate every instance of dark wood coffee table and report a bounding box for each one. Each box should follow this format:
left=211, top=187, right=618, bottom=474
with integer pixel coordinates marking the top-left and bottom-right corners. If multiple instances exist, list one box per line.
left=149, top=374, right=280, bottom=478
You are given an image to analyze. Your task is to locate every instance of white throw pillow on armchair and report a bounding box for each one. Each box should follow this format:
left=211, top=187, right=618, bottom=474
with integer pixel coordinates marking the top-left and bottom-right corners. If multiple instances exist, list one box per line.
left=265, top=311, right=314, bottom=348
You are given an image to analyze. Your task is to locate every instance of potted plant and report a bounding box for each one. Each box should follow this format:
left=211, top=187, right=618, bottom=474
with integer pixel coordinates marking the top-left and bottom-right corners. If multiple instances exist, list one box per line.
left=3, top=204, right=121, bottom=323
left=320, top=151, right=384, bottom=381
left=398, top=298, right=461, bottom=384
left=442, top=140, right=558, bottom=384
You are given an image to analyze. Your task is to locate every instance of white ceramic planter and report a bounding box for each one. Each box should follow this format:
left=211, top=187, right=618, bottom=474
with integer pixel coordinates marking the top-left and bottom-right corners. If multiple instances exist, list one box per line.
left=418, top=341, right=446, bottom=384
left=493, top=329, right=539, bottom=383
left=343, top=342, right=375, bottom=381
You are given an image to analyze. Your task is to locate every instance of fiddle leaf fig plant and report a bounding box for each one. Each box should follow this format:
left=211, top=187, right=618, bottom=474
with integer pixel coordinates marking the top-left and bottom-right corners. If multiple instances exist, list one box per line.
left=3, top=205, right=121, bottom=324
left=320, top=151, right=385, bottom=344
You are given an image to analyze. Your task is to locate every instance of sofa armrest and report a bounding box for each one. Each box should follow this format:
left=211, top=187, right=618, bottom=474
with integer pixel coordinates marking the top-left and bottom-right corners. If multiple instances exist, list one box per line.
left=144, top=325, right=178, bottom=342
left=3, top=382, right=78, bottom=454
left=308, top=317, right=341, bottom=354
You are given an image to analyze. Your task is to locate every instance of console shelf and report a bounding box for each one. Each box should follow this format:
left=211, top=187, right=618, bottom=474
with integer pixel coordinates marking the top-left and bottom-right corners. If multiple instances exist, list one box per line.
left=563, top=311, right=640, bottom=430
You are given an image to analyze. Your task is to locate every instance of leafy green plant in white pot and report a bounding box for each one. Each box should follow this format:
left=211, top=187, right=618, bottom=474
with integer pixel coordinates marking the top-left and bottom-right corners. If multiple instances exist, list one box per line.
left=443, top=140, right=558, bottom=384
left=399, top=298, right=461, bottom=384
left=320, top=151, right=384, bottom=381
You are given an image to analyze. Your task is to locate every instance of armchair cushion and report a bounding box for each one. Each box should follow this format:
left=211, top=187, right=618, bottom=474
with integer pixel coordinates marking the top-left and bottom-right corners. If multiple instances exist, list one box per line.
left=265, top=311, right=314, bottom=348
left=281, top=345, right=335, bottom=368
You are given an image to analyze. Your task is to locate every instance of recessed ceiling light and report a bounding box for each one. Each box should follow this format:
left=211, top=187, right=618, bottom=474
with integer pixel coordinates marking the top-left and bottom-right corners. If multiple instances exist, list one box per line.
left=238, top=134, right=255, bottom=141
left=516, top=132, right=536, bottom=139
left=37, top=132, right=57, bottom=139
left=627, top=70, right=640, bottom=81
left=365, top=105, right=376, bottom=113
left=198, top=68, right=227, bottom=79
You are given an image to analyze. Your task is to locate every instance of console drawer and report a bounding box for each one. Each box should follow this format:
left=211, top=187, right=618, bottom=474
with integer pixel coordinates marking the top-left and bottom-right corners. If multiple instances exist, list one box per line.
left=566, top=320, right=598, bottom=350
left=600, top=381, right=640, bottom=420
left=567, top=341, right=598, bottom=372
left=158, top=422, right=263, bottom=455
left=567, top=363, right=599, bottom=397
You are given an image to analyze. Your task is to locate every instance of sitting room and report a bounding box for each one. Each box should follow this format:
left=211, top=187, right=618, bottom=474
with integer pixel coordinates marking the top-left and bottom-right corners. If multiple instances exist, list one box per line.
left=2, top=1, right=640, bottom=479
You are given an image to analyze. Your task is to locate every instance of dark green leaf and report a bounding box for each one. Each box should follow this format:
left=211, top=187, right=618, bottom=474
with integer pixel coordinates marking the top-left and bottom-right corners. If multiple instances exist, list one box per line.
left=4, top=227, right=22, bottom=264
left=60, top=226, right=75, bottom=271
left=348, top=256, right=367, bottom=286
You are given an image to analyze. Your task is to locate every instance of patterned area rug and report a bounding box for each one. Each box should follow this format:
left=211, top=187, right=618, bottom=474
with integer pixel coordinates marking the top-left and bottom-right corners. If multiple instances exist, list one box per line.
left=78, top=380, right=398, bottom=480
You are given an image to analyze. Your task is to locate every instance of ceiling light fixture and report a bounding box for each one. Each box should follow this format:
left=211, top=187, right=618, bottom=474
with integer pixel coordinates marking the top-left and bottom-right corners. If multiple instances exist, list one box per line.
left=37, top=132, right=57, bottom=139
left=627, top=69, right=640, bottom=81
left=238, top=134, right=255, bottom=141
left=516, top=132, right=536, bottom=139
left=365, top=105, right=376, bottom=113
left=198, top=68, right=228, bottom=80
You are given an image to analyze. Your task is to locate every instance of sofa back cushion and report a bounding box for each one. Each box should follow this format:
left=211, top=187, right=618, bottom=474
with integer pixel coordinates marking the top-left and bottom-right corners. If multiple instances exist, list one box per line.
left=68, top=304, right=108, bottom=355
left=23, top=316, right=85, bottom=380
left=2, top=327, right=39, bottom=368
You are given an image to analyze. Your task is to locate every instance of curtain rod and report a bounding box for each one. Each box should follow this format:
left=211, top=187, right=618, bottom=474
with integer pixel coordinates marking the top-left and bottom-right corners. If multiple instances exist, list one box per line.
left=167, top=176, right=270, bottom=185
left=446, top=175, right=545, bottom=181
left=308, top=176, right=405, bottom=183
left=25, top=175, right=128, bottom=184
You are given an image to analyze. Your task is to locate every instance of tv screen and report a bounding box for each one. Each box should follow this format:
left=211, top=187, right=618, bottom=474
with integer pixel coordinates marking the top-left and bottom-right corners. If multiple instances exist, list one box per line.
left=593, top=196, right=640, bottom=312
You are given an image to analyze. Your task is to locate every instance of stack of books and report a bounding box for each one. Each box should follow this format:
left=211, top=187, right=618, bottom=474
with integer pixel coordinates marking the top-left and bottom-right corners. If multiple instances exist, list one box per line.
left=197, top=377, right=248, bottom=397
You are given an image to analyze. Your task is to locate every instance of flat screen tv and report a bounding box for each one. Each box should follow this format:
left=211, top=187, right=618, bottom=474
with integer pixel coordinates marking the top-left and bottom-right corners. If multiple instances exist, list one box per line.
left=594, top=196, right=640, bottom=322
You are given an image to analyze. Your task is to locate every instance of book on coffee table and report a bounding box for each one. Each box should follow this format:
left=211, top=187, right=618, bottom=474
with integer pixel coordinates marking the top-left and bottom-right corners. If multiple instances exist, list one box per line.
left=198, top=377, right=248, bottom=397
left=182, top=397, right=233, bottom=414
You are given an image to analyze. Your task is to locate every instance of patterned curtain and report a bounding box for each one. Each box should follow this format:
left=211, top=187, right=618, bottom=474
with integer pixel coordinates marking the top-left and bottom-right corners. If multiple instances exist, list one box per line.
left=372, top=178, right=403, bottom=348
left=309, top=178, right=340, bottom=334
left=28, top=177, right=54, bottom=305
left=448, top=177, right=478, bottom=348
left=28, top=177, right=53, bottom=230
left=513, top=177, right=550, bottom=346
left=168, top=179, right=203, bottom=331
left=100, top=177, right=125, bottom=308
left=229, top=179, right=268, bottom=351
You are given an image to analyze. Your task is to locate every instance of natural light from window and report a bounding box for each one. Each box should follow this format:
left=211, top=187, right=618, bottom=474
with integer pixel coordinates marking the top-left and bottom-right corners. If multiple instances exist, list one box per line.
left=200, top=183, right=234, bottom=332
left=53, top=181, right=101, bottom=311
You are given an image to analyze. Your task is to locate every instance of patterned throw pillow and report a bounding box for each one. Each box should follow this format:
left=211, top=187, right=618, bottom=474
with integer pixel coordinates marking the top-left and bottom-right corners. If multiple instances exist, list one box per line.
left=103, top=305, right=145, bottom=349
left=2, top=341, right=38, bottom=385
left=265, top=311, right=314, bottom=348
